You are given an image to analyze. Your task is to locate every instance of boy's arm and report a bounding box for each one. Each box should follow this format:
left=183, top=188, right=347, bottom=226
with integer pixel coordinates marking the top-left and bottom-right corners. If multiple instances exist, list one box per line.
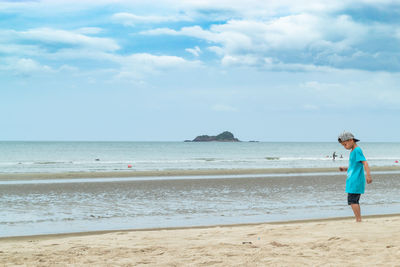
left=362, top=161, right=372, bottom=184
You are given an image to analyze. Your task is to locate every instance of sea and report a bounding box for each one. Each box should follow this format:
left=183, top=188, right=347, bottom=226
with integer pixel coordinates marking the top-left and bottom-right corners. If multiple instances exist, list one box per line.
left=1, top=141, right=400, bottom=237
left=1, top=141, right=399, bottom=173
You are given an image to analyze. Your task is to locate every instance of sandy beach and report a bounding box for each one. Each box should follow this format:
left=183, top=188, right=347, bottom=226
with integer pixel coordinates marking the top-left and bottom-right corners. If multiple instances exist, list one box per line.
left=2, top=167, right=400, bottom=265
left=1, top=214, right=399, bottom=266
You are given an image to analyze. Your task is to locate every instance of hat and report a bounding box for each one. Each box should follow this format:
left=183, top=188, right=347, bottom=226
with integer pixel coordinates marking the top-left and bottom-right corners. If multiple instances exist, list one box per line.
left=338, top=131, right=360, bottom=143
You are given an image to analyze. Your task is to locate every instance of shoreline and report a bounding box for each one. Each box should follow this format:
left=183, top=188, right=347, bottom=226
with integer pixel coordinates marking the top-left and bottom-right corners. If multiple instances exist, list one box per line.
left=1, top=165, right=400, bottom=181
left=1, top=213, right=399, bottom=242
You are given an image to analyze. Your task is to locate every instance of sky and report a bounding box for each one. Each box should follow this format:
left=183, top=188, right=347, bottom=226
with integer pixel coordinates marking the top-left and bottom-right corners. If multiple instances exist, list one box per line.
left=1, top=0, right=400, bottom=142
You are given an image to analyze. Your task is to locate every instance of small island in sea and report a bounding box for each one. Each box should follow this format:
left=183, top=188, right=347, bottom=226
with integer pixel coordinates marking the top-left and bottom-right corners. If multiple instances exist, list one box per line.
left=185, top=131, right=240, bottom=142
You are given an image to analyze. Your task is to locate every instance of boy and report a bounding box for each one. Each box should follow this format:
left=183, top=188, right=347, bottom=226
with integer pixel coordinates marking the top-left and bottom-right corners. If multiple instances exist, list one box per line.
left=338, top=131, right=372, bottom=222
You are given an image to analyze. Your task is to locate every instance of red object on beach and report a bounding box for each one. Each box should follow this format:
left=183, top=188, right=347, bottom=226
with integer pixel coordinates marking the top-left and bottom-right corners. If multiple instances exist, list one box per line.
left=128, top=164, right=132, bottom=168
left=395, top=160, right=399, bottom=163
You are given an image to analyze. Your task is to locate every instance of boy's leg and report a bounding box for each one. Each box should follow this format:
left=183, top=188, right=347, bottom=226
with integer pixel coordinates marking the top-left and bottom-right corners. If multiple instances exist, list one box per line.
left=348, top=194, right=362, bottom=222
left=350, top=204, right=361, bottom=222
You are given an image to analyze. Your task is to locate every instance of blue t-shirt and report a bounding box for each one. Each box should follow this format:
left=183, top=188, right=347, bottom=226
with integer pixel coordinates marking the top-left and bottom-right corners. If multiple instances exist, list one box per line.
left=346, top=146, right=366, bottom=194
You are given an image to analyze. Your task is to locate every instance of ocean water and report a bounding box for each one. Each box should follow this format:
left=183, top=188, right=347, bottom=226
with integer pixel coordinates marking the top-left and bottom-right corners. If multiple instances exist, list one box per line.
left=1, top=172, right=400, bottom=237
left=1, top=142, right=400, bottom=237
left=0, top=141, right=399, bottom=173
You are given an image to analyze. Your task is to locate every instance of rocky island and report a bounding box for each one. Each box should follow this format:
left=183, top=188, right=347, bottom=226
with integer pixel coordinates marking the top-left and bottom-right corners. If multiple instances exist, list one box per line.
left=185, top=131, right=240, bottom=142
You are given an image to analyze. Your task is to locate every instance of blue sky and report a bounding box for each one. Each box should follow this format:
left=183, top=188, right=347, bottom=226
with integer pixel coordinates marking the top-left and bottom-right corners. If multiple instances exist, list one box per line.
left=1, top=0, right=400, bottom=141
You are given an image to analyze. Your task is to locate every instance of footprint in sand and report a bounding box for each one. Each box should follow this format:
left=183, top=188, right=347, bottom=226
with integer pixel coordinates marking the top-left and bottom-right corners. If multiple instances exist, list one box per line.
left=270, top=241, right=289, bottom=247
left=116, top=232, right=128, bottom=235
left=44, top=244, right=60, bottom=247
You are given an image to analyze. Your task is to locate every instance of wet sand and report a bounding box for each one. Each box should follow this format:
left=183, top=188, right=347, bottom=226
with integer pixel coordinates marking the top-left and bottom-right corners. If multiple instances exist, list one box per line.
left=1, top=165, right=400, bottom=181
left=1, top=214, right=399, bottom=266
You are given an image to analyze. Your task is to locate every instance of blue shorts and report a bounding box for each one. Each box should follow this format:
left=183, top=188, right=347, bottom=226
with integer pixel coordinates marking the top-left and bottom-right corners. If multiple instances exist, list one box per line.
left=348, top=193, right=361, bottom=205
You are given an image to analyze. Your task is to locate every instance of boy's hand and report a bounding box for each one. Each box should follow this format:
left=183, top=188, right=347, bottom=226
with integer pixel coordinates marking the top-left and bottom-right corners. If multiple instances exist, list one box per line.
left=362, top=161, right=372, bottom=184
left=339, top=167, right=347, bottom=172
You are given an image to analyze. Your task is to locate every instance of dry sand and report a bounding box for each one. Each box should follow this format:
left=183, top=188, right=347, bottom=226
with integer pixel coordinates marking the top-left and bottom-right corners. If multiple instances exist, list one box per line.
left=1, top=214, right=399, bottom=266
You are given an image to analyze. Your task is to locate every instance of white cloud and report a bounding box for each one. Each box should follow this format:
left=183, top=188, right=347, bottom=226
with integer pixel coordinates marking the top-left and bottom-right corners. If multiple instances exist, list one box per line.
left=2, top=0, right=399, bottom=77
left=18, top=28, right=119, bottom=52
left=301, top=81, right=341, bottom=92
left=114, top=53, right=203, bottom=81
left=0, top=0, right=396, bottom=24
left=0, top=58, right=53, bottom=75
left=122, top=53, right=195, bottom=68
left=58, top=64, right=79, bottom=72
left=207, top=46, right=224, bottom=56
left=292, top=70, right=400, bottom=110
left=185, top=46, right=201, bottom=57
left=112, top=12, right=191, bottom=26
left=74, top=27, right=103, bottom=35
left=0, top=43, right=45, bottom=58
left=141, top=27, right=180, bottom=36
left=1, top=23, right=203, bottom=81
left=141, top=11, right=388, bottom=71
left=221, top=55, right=259, bottom=66
left=0, top=0, right=342, bottom=19
left=0, top=27, right=121, bottom=73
